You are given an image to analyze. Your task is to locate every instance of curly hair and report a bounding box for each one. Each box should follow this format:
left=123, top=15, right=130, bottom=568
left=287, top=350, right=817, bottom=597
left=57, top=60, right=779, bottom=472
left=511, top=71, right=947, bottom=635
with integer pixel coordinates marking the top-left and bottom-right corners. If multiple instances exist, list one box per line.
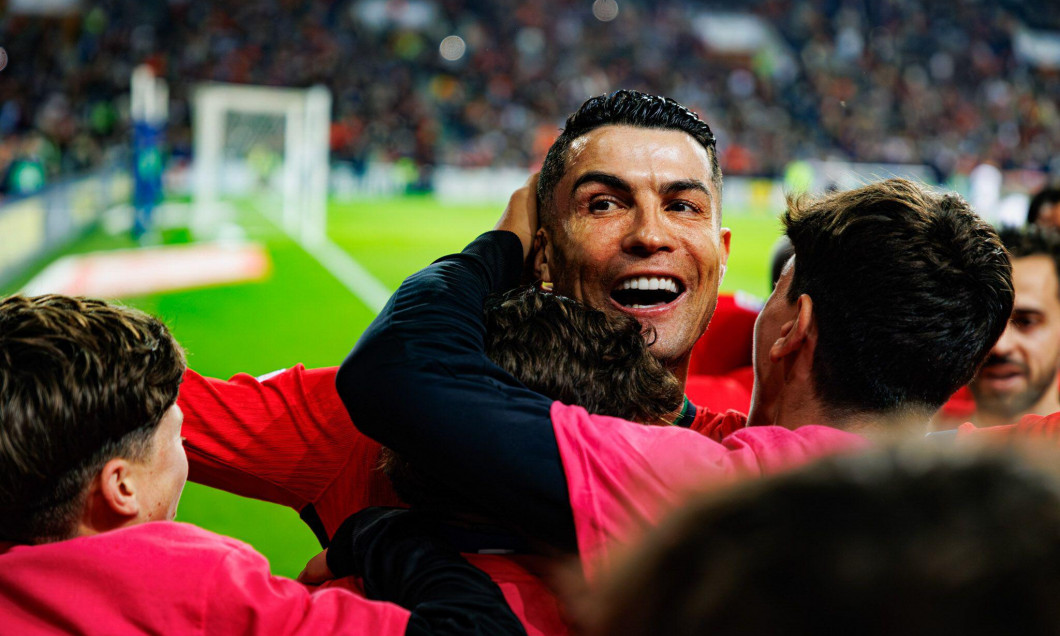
left=382, top=285, right=683, bottom=511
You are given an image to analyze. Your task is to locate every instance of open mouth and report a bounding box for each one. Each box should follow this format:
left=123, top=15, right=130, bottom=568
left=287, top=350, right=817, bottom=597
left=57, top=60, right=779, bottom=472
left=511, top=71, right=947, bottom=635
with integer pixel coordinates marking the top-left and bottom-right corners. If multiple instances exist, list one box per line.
left=610, top=276, right=684, bottom=309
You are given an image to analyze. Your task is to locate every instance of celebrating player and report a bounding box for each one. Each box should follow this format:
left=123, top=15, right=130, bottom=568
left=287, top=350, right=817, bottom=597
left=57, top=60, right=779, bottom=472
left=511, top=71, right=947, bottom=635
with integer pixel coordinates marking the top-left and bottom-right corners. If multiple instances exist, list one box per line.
left=0, top=295, right=524, bottom=635
left=174, top=90, right=741, bottom=635
left=337, top=177, right=1015, bottom=577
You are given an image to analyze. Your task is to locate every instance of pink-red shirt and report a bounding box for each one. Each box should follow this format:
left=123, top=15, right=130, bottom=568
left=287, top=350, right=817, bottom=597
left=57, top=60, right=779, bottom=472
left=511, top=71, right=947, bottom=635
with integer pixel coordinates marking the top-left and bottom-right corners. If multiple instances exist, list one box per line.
left=549, top=402, right=870, bottom=582
left=0, top=522, right=410, bottom=635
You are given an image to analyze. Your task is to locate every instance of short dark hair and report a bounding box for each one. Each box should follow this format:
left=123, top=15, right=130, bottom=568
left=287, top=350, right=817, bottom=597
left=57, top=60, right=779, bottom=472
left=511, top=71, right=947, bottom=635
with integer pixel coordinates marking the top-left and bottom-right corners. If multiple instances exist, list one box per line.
left=784, top=179, right=1013, bottom=417
left=769, top=235, right=794, bottom=291
left=382, top=285, right=683, bottom=510
left=592, top=447, right=1060, bottom=636
left=998, top=225, right=1060, bottom=293
left=537, top=90, right=721, bottom=225
left=1027, top=187, right=1060, bottom=225
left=0, top=295, right=186, bottom=543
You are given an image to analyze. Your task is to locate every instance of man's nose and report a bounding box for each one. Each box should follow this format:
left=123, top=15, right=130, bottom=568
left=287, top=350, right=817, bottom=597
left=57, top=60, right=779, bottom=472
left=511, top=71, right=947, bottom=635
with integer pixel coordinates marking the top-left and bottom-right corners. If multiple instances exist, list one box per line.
left=621, top=205, right=675, bottom=256
left=991, top=322, right=1018, bottom=358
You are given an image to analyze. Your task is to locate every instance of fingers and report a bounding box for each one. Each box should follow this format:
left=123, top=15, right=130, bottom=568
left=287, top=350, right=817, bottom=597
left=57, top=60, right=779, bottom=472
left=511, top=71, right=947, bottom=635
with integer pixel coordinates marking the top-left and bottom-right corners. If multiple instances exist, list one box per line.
left=494, top=172, right=541, bottom=260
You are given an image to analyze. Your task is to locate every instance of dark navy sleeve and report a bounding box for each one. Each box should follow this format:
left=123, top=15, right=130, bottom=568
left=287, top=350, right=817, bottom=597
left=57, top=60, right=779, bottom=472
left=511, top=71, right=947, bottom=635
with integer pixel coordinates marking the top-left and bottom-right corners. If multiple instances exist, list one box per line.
left=326, top=507, right=527, bottom=636
left=337, top=231, right=577, bottom=551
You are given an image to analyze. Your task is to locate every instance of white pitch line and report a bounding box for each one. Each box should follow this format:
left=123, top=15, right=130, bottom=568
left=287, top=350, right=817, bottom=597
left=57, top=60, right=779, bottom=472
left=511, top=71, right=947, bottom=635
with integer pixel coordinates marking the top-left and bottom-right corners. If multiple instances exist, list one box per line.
left=297, top=236, right=392, bottom=314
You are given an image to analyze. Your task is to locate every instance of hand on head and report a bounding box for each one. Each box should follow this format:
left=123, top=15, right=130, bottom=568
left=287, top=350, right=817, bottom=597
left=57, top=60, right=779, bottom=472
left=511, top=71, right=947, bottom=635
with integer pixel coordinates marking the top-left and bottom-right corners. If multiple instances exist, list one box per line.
left=494, top=173, right=540, bottom=264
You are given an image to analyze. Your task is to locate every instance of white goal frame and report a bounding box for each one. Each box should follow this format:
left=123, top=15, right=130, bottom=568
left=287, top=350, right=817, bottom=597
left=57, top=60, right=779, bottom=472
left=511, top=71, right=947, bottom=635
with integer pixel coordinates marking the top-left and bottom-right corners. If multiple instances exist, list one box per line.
left=192, top=83, right=331, bottom=243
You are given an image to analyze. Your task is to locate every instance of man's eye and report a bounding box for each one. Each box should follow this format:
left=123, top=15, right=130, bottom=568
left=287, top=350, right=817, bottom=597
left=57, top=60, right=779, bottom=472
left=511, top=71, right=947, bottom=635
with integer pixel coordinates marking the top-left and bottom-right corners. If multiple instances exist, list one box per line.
left=589, top=199, right=618, bottom=213
left=668, top=201, right=700, bottom=214
left=1013, top=317, right=1040, bottom=329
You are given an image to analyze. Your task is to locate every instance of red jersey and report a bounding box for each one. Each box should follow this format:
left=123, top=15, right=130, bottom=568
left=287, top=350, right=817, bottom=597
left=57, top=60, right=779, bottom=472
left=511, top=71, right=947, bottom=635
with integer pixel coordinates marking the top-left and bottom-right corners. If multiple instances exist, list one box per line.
left=0, top=522, right=409, bottom=635
left=684, top=373, right=752, bottom=414
left=179, top=366, right=569, bottom=636
left=688, top=291, right=760, bottom=376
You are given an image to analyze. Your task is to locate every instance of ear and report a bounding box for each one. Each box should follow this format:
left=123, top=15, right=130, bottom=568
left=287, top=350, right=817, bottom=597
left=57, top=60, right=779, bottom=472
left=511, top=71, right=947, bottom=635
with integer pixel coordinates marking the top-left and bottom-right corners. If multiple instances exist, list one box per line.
left=533, top=228, right=553, bottom=283
left=719, top=227, right=732, bottom=266
left=716, top=228, right=732, bottom=285
left=98, top=457, right=141, bottom=519
left=768, top=294, right=816, bottom=363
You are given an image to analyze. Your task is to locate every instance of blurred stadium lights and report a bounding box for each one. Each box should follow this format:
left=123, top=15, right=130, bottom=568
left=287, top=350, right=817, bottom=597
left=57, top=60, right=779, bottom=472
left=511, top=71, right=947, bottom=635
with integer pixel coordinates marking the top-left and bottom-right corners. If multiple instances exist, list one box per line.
left=9, top=0, right=78, bottom=15
left=352, top=0, right=437, bottom=30
left=439, top=35, right=467, bottom=62
left=592, top=0, right=620, bottom=22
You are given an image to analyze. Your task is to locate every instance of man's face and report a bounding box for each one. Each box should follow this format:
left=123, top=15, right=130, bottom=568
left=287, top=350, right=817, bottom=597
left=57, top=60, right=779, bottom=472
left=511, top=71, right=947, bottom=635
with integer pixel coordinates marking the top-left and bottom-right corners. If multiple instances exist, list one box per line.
left=539, top=125, right=730, bottom=372
left=971, top=255, right=1060, bottom=418
left=138, top=403, right=189, bottom=522
left=1035, top=202, right=1060, bottom=230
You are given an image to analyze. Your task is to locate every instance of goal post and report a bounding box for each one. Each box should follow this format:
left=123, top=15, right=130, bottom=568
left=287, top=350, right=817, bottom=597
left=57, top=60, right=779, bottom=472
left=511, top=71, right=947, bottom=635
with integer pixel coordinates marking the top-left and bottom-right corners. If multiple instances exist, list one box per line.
left=192, top=83, right=331, bottom=244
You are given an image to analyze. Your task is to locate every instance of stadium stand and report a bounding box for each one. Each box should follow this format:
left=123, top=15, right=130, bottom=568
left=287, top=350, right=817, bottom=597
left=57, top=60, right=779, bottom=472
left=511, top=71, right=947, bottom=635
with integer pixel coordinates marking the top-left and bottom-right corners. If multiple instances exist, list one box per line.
left=2, top=0, right=1059, bottom=197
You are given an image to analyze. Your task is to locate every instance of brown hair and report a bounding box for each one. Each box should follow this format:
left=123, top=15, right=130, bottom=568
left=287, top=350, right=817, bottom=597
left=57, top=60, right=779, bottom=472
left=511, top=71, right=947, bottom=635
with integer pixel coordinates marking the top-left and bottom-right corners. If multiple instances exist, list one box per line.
left=0, top=295, right=186, bottom=543
left=591, top=447, right=1060, bottom=636
left=998, top=224, right=1060, bottom=291
left=382, top=285, right=683, bottom=510
left=784, top=179, right=1013, bottom=418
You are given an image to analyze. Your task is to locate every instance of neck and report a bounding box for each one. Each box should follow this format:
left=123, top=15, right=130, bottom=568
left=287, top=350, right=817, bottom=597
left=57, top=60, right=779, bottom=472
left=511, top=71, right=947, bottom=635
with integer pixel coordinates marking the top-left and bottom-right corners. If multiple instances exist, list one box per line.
left=748, top=389, right=928, bottom=441
left=665, top=354, right=691, bottom=392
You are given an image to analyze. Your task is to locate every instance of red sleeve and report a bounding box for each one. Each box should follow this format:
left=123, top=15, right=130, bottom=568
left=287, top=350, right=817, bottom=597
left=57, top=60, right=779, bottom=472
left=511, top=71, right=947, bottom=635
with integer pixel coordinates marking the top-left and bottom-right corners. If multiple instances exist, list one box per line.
left=204, top=540, right=410, bottom=635
left=550, top=402, right=867, bottom=582
left=179, top=366, right=399, bottom=519
left=1013, top=412, right=1060, bottom=440
left=954, top=412, right=1060, bottom=443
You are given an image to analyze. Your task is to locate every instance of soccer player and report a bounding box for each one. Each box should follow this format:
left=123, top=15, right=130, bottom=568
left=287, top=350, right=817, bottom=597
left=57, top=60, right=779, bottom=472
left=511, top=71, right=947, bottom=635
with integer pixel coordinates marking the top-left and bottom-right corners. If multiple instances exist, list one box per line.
left=175, top=89, right=742, bottom=634
left=337, top=178, right=1014, bottom=576
left=963, top=226, right=1060, bottom=427
left=0, top=295, right=525, bottom=635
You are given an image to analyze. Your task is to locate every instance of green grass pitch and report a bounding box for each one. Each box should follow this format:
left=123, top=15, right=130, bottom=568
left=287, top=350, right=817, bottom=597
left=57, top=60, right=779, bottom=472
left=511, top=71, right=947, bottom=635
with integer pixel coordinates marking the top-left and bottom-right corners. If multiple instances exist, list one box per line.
left=3, top=194, right=783, bottom=578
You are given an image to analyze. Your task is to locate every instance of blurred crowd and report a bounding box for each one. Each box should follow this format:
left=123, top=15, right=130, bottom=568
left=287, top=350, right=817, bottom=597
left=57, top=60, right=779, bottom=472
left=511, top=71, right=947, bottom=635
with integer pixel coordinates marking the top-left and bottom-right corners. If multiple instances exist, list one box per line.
left=1, top=0, right=1059, bottom=197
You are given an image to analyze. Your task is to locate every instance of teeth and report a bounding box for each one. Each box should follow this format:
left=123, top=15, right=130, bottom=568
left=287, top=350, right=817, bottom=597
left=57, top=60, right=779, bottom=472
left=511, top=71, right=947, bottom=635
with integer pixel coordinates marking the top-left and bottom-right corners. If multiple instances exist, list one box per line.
left=620, top=277, right=679, bottom=293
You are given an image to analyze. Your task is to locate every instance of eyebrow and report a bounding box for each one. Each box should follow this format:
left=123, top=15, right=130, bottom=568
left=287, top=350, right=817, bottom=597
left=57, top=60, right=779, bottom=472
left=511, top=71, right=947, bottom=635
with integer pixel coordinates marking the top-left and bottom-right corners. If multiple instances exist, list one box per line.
left=571, top=171, right=631, bottom=195
left=661, top=179, right=712, bottom=198
left=572, top=171, right=713, bottom=200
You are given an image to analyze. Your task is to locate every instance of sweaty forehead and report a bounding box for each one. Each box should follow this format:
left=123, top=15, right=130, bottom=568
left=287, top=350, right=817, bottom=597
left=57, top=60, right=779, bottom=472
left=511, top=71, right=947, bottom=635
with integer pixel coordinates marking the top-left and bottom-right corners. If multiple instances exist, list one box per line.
left=564, top=125, right=713, bottom=180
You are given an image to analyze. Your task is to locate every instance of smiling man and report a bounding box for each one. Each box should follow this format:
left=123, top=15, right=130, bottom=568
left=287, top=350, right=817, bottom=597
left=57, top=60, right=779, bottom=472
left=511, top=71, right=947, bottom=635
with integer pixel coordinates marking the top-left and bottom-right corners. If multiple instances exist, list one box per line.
left=338, top=178, right=1015, bottom=580
left=969, top=226, right=1060, bottom=427
left=533, top=91, right=729, bottom=388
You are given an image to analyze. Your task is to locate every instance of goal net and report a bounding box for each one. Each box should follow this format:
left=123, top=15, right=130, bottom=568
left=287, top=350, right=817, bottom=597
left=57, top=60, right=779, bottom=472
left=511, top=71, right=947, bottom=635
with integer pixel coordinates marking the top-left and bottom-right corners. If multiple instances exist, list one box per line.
left=192, top=83, right=331, bottom=243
